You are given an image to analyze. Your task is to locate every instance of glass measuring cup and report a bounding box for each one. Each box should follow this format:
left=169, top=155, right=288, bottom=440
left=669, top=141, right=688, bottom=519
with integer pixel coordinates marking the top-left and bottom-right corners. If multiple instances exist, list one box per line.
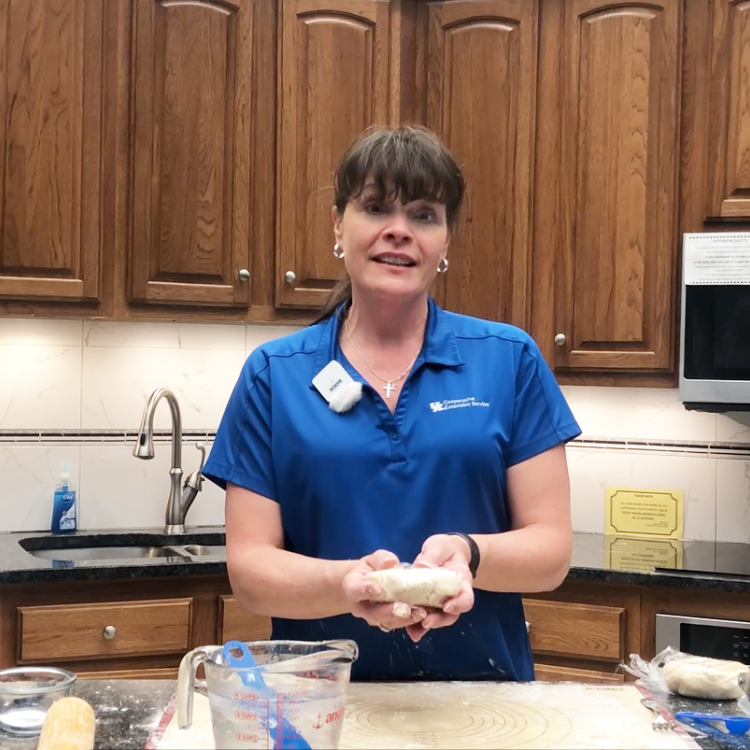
left=177, top=639, right=358, bottom=750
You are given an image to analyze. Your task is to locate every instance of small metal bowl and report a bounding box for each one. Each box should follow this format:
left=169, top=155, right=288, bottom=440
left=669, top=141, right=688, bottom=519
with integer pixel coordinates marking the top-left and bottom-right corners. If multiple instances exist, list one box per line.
left=0, top=666, right=76, bottom=736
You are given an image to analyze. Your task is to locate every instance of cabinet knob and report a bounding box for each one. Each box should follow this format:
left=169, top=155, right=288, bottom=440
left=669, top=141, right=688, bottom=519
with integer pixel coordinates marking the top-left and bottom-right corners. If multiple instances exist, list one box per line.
left=238, top=269, right=250, bottom=282
left=554, top=333, right=567, bottom=346
left=102, top=626, right=116, bottom=640
left=284, top=271, right=296, bottom=284
left=525, top=621, right=531, bottom=634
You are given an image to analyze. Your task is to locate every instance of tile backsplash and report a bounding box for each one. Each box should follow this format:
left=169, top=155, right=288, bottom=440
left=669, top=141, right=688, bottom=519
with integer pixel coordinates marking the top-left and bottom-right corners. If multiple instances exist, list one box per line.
left=1, top=318, right=749, bottom=542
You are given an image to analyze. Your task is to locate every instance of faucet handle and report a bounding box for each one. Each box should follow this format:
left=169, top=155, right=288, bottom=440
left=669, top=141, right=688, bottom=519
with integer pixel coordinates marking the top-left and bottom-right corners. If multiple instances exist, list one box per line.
left=183, top=443, right=206, bottom=491
left=195, top=442, right=206, bottom=472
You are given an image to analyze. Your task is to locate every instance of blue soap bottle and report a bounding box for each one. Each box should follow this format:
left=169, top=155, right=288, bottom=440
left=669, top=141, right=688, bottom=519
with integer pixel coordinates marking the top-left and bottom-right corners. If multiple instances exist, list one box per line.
left=52, top=461, right=77, bottom=533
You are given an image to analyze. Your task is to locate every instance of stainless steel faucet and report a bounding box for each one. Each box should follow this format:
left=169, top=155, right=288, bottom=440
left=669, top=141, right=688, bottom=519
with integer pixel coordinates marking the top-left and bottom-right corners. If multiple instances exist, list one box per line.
left=133, top=387, right=205, bottom=534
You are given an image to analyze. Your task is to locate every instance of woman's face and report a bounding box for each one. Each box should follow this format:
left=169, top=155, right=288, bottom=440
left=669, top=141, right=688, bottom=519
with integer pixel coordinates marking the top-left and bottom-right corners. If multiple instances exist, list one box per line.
left=331, top=185, right=450, bottom=304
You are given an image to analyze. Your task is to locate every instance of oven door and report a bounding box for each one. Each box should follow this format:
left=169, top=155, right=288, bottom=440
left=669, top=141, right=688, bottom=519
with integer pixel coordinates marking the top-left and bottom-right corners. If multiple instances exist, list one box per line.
left=655, top=614, right=750, bottom=662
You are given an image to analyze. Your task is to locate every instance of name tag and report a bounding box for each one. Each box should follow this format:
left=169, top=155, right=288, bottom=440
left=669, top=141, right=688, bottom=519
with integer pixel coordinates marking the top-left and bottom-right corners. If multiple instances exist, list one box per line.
left=312, top=361, right=356, bottom=404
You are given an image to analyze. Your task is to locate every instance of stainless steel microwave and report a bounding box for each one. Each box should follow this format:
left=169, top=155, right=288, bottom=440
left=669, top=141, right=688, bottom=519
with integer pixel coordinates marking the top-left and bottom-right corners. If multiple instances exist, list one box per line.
left=656, top=613, right=750, bottom=662
left=679, top=233, right=750, bottom=412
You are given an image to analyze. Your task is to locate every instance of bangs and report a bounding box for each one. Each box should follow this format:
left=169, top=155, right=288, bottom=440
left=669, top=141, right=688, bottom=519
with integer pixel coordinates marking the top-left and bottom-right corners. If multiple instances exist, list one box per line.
left=334, top=128, right=464, bottom=228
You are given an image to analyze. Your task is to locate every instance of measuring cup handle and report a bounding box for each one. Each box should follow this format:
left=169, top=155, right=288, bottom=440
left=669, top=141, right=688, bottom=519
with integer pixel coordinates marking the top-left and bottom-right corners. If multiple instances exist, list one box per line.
left=177, top=646, right=215, bottom=730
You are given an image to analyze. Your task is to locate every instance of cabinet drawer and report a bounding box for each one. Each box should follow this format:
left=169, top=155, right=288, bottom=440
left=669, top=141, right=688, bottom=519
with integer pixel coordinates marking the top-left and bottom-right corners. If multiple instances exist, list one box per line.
left=220, top=596, right=271, bottom=642
left=18, top=598, right=192, bottom=663
left=534, top=663, right=625, bottom=684
left=524, top=599, right=625, bottom=662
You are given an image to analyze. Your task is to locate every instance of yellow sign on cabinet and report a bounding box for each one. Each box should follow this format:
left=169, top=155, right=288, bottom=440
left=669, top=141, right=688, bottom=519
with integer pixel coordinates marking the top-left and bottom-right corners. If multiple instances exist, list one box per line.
left=605, top=487, right=683, bottom=539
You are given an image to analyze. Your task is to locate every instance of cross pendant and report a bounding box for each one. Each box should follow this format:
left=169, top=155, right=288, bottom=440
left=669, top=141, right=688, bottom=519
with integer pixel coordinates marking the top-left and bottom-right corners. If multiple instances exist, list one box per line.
left=383, top=382, right=397, bottom=399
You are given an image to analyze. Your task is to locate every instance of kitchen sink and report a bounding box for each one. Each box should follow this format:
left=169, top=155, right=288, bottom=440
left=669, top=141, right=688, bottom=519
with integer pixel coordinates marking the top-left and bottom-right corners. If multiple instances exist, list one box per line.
left=25, top=544, right=225, bottom=561
left=18, top=530, right=226, bottom=564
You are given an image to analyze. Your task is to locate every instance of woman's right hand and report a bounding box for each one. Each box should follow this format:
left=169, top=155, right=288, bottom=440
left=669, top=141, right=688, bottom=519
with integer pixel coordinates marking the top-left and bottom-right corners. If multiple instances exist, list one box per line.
left=342, top=550, right=427, bottom=632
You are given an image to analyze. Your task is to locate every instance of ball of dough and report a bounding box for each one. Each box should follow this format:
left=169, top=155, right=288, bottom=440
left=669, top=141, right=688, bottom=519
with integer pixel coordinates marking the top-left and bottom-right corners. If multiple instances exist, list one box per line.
left=663, top=655, right=747, bottom=700
left=365, top=567, right=461, bottom=608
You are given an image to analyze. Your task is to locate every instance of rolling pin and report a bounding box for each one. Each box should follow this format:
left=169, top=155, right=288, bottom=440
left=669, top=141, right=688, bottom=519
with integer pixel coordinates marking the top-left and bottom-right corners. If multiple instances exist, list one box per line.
left=37, top=696, right=96, bottom=750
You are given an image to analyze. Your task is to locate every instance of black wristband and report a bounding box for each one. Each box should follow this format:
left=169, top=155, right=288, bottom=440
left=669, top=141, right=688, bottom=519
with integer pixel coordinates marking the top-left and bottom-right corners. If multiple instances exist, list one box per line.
left=446, top=532, right=480, bottom=578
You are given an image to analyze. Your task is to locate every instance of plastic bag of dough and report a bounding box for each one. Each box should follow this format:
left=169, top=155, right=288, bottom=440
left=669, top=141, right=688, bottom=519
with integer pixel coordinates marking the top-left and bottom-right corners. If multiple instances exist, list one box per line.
left=364, top=563, right=461, bottom=608
left=621, top=646, right=748, bottom=700
left=663, top=654, right=747, bottom=700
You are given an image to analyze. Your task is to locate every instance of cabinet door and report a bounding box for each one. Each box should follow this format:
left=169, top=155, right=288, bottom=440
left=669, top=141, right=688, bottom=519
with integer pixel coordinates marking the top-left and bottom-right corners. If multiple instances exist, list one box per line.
left=0, top=0, right=106, bottom=301
left=219, top=596, right=272, bottom=642
left=707, top=1, right=750, bottom=218
left=276, top=0, right=397, bottom=308
left=538, top=0, right=681, bottom=371
left=421, top=0, right=538, bottom=328
left=129, top=0, right=254, bottom=306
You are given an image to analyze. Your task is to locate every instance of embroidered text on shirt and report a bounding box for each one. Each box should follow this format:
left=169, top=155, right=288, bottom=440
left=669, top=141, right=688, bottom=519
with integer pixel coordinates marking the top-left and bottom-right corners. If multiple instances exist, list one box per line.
left=429, top=397, right=490, bottom=413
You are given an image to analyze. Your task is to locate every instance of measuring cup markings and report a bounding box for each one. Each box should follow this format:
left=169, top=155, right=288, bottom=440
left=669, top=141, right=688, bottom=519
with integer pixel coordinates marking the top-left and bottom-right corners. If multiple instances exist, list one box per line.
left=234, top=709, right=261, bottom=721
left=234, top=691, right=261, bottom=701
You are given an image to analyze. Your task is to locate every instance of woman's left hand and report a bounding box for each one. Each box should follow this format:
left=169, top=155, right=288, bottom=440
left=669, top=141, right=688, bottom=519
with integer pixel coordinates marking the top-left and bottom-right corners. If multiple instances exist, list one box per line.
left=406, top=534, right=475, bottom=642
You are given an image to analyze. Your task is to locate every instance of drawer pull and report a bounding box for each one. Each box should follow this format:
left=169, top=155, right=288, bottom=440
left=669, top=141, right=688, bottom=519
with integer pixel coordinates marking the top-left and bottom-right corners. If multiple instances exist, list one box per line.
left=525, top=621, right=531, bottom=633
left=102, top=626, right=116, bottom=640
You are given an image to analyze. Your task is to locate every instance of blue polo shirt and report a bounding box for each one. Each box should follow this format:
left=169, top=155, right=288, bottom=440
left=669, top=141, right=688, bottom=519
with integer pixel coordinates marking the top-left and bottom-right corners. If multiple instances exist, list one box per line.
left=203, top=298, right=581, bottom=682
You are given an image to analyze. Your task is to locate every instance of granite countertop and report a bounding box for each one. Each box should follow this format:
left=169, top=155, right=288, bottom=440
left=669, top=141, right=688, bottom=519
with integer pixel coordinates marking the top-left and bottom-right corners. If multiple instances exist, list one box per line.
left=1, top=527, right=750, bottom=595
left=566, top=533, right=750, bottom=594
left=0, top=526, right=227, bottom=584
left=2, top=680, right=174, bottom=750
left=1, top=679, right=745, bottom=750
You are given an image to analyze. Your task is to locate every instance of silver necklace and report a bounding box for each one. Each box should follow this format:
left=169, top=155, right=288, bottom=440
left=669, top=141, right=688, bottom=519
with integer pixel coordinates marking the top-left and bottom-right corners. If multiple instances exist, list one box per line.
left=344, top=320, right=420, bottom=399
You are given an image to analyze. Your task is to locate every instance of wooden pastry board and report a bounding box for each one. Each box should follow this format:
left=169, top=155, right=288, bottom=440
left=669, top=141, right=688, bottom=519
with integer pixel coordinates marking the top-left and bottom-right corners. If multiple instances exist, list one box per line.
left=148, top=682, right=700, bottom=749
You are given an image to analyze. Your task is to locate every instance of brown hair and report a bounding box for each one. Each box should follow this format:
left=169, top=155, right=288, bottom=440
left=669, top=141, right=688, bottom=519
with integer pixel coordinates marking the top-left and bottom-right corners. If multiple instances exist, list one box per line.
left=315, top=126, right=465, bottom=322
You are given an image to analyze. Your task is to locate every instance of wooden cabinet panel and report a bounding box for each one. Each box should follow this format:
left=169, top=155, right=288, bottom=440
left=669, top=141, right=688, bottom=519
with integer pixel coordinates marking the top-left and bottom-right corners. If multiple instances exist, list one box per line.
left=0, top=0, right=106, bottom=301
left=708, top=1, right=750, bottom=217
left=534, top=663, right=625, bottom=684
left=275, top=0, right=397, bottom=308
left=219, top=595, right=272, bottom=642
left=545, top=0, right=681, bottom=372
left=129, top=0, right=254, bottom=306
left=524, top=599, right=625, bottom=662
left=422, top=0, right=537, bottom=329
left=75, top=667, right=178, bottom=679
left=18, top=598, right=192, bottom=663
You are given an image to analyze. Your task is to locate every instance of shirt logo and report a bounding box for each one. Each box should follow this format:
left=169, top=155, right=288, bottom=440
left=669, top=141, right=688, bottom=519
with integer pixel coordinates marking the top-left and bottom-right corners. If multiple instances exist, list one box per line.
left=429, top=397, right=489, bottom=413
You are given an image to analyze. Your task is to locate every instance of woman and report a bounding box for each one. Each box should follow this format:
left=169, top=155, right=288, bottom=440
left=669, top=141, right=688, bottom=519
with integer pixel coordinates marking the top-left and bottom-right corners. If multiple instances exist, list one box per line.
left=202, top=126, right=581, bottom=682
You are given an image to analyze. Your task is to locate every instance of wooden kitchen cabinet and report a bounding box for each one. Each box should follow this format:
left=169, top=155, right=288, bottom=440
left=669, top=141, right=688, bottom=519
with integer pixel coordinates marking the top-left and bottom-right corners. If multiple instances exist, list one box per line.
left=418, top=0, right=538, bottom=330
left=17, top=598, right=192, bottom=663
left=219, top=595, right=272, bottom=642
left=0, top=0, right=734, bottom=388
left=0, top=0, right=114, bottom=304
left=275, top=0, right=409, bottom=309
left=0, top=575, right=271, bottom=679
left=128, top=0, right=256, bottom=308
left=696, top=0, right=750, bottom=219
left=705, top=0, right=750, bottom=219
left=524, top=579, right=643, bottom=682
left=531, top=0, right=682, bottom=376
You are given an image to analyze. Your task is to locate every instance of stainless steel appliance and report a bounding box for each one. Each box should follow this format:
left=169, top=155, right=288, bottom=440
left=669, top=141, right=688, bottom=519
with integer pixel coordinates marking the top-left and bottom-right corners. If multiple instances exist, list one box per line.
left=655, top=613, right=750, bottom=662
left=679, top=232, right=750, bottom=412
